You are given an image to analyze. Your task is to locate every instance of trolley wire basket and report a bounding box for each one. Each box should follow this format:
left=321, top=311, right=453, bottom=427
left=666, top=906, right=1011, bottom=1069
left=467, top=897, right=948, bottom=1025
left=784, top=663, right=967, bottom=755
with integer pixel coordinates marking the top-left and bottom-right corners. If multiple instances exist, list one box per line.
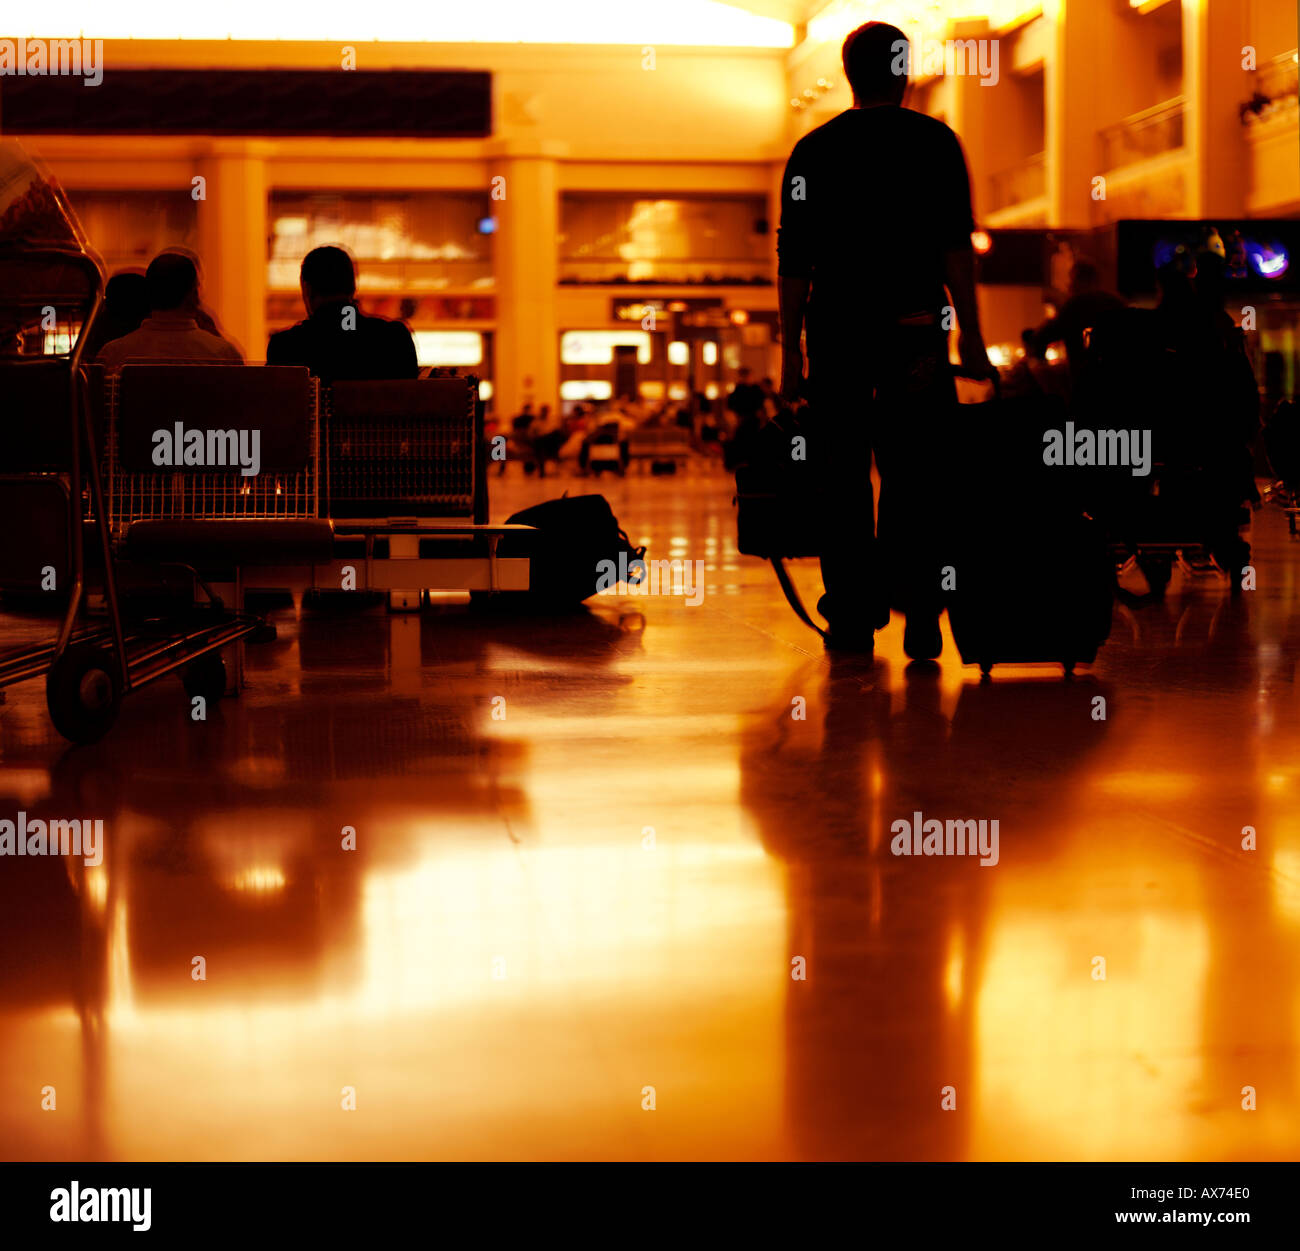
left=323, top=376, right=478, bottom=521
left=102, top=365, right=320, bottom=529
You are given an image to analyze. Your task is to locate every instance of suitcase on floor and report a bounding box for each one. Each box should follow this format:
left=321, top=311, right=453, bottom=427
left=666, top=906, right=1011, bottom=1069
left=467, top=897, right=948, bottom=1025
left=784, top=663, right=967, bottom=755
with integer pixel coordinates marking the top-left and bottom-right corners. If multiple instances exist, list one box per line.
left=943, top=384, right=1114, bottom=675
left=945, top=509, right=1114, bottom=675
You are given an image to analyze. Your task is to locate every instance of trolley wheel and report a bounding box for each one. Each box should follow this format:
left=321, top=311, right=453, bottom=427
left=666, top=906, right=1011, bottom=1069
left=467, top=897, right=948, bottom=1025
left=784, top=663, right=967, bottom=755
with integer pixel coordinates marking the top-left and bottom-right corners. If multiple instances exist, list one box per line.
left=46, top=644, right=122, bottom=744
left=182, top=651, right=227, bottom=702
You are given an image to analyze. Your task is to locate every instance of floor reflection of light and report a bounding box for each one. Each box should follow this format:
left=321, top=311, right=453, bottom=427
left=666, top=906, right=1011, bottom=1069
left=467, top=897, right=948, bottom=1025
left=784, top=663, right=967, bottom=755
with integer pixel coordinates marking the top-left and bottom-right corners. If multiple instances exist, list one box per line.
left=84, top=867, right=109, bottom=911
left=229, top=756, right=288, bottom=786
left=77, top=823, right=787, bottom=1159
left=484, top=713, right=745, bottom=737
left=198, top=815, right=311, bottom=886
left=1270, top=848, right=1300, bottom=922
left=225, top=865, right=288, bottom=895
left=944, top=923, right=965, bottom=1013
left=1095, top=771, right=1198, bottom=802
left=357, top=839, right=780, bottom=1014
left=973, top=909, right=1209, bottom=1160
left=107, top=892, right=134, bottom=1019
left=0, top=769, right=51, bottom=803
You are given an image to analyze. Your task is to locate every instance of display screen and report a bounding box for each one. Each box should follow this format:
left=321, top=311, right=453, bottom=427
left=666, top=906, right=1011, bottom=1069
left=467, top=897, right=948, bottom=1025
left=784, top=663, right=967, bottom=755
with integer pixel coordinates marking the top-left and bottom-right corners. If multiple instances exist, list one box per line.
left=1117, top=219, right=1297, bottom=296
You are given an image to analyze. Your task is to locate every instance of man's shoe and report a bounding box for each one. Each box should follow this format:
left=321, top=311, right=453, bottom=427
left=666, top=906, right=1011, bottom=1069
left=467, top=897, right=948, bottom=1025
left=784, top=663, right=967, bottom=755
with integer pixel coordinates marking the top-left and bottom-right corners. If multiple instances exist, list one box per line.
left=819, top=594, right=890, bottom=633
left=823, top=626, right=875, bottom=654
left=902, top=616, right=943, bottom=661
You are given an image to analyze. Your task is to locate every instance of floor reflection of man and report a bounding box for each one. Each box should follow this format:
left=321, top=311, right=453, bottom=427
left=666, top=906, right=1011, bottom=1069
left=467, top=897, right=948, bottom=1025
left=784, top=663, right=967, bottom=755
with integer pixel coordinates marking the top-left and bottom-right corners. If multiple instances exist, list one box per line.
left=740, top=661, right=1110, bottom=1159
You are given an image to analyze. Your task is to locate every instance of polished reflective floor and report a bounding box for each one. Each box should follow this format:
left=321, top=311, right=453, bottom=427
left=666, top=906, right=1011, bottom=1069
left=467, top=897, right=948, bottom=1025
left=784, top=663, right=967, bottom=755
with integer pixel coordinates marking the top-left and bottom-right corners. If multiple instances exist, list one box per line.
left=1, top=465, right=1298, bottom=1161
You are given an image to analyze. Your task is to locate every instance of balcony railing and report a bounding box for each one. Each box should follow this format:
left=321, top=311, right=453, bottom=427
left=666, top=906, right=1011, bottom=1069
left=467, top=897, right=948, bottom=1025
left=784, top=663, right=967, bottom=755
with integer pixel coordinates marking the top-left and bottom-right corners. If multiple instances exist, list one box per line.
left=1099, top=96, right=1185, bottom=170
left=1243, top=49, right=1299, bottom=124
left=1259, top=49, right=1299, bottom=101
left=987, top=153, right=1046, bottom=212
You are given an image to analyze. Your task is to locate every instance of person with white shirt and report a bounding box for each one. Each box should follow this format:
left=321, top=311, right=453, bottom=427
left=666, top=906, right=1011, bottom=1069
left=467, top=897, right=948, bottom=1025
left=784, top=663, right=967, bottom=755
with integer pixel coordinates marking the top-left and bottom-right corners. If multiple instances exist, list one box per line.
left=95, top=251, right=243, bottom=372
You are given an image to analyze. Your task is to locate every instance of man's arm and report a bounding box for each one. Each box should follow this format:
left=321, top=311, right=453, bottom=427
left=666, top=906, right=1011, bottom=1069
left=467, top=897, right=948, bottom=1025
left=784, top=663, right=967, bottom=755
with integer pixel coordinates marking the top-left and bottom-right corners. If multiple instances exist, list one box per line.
left=943, top=246, right=994, bottom=380
left=939, top=127, right=995, bottom=382
left=776, top=141, right=813, bottom=402
left=778, top=276, right=810, bottom=401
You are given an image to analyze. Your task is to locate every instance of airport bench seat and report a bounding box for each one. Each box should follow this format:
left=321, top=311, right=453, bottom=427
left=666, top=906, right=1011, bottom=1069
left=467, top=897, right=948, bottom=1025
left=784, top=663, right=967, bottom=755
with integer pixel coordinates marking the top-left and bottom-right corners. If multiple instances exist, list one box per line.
left=108, top=364, right=320, bottom=527
left=324, top=378, right=479, bottom=521
left=123, top=519, right=334, bottom=566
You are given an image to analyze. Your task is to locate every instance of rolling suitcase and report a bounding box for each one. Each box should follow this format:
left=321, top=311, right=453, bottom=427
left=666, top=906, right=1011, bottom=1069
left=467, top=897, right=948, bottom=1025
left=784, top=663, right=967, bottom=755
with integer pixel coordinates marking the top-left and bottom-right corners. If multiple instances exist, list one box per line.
left=943, top=387, right=1114, bottom=675
left=945, top=510, right=1114, bottom=675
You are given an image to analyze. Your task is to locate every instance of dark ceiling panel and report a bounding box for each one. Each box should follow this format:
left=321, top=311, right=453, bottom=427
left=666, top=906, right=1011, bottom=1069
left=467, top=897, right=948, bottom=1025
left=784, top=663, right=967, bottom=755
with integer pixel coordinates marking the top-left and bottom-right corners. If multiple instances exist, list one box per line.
left=1, top=69, right=491, bottom=137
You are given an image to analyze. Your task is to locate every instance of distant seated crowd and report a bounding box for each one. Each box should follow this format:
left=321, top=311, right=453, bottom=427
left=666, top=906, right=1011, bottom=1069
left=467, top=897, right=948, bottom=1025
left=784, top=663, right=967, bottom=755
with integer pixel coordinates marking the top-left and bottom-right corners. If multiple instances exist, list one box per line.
left=88, top=244, right=418, bottom=382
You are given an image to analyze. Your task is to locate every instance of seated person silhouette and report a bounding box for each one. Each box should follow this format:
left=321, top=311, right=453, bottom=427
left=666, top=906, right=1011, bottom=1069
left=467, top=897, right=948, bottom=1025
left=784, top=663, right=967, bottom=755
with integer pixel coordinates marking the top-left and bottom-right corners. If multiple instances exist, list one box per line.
left=267, top=245, right=418, bottom=382
left=95, top=252, right=244, bottom=371
left=80, top=269, right=149, bottom=360
left=1027, top=259, right=1126, bottom=410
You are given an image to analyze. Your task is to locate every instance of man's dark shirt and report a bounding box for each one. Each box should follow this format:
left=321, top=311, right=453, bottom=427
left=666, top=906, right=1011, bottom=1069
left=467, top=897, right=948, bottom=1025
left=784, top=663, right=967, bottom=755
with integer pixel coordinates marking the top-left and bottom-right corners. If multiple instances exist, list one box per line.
left=266, top=299, right=419, bottom=382
left=778, top=105, right=975, bottom=355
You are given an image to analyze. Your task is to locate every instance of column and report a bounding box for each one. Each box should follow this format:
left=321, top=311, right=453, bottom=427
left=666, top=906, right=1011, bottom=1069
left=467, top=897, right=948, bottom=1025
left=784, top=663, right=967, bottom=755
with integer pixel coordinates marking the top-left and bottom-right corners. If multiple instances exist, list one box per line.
left=195, top=140, right=269, bottom=361
left=1183, top=0, right=1250, bottom=217
left=946, top=19, right=994, bottom=220
left=490, top=149, right=560, bottom=422
left=1046, top=0, right=1107, bottom=229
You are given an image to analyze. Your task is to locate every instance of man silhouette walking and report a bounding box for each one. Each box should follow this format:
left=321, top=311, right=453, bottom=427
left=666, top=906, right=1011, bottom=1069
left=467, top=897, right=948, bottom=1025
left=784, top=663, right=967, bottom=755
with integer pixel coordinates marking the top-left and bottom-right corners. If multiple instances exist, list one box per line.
left=778, top=21, right=995, bottom=657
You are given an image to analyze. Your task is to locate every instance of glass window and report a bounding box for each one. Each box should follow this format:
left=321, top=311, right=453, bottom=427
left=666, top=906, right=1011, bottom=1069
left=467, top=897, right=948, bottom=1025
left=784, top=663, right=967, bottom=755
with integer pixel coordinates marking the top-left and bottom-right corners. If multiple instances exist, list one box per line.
left=411, top=330, right=484, bottom=367
left=64, top=189, right=198, bottom=275
left=560, top=330, right=652, bottom=364
left=559, top=194, right=772, bottom=286
left=560, top=380, right=613, bottom=401
left=269, top=191, right=493, bottom=292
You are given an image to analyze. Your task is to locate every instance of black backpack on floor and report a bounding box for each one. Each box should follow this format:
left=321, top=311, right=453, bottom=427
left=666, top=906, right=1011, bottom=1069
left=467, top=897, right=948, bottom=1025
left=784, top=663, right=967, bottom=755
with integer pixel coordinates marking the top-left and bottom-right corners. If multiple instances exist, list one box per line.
left=502, top=494, right=646, bottom=605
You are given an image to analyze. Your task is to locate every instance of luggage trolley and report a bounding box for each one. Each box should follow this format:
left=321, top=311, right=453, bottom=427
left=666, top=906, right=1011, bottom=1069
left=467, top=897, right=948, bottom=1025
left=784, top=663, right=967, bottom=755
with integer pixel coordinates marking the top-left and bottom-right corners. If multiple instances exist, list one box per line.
left=0, top=244, right=272, bottom=742
left=1261, top=399, right=1300, bottom=537
left=1106, top=466, right=1253, bottom=597
left=105, top=363, right=334, bottom=686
